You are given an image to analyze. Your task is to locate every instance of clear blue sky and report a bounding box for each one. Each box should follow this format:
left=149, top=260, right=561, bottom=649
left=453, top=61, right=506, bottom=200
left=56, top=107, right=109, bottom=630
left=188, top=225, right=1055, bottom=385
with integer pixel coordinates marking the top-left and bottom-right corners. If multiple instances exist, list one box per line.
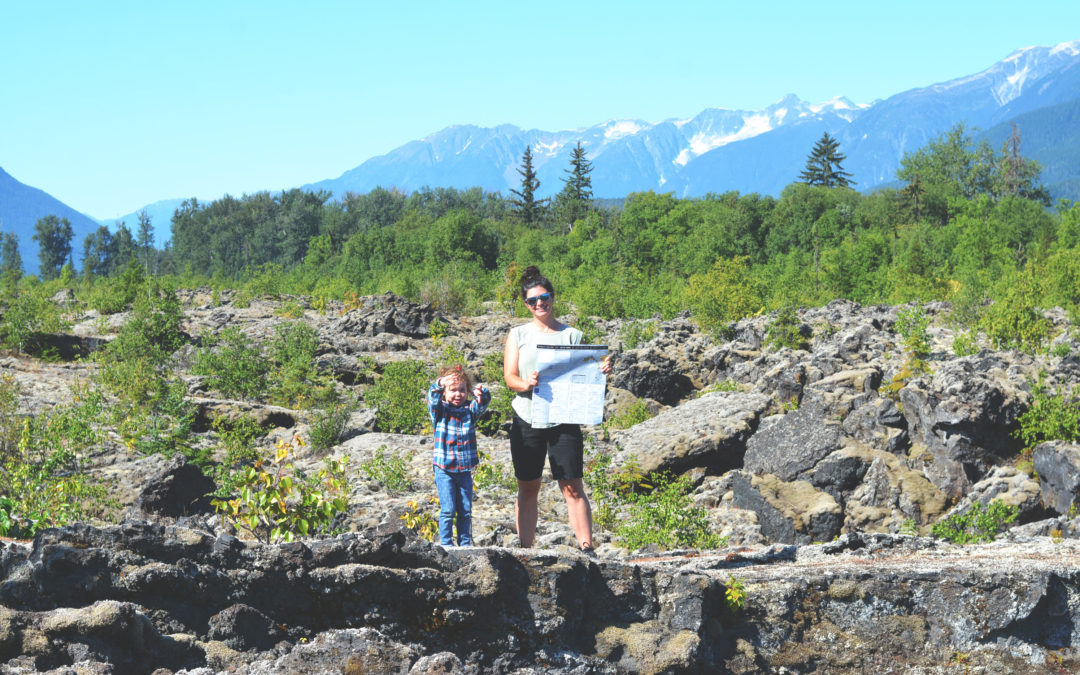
left=2, top=0, right=1078, bottom=220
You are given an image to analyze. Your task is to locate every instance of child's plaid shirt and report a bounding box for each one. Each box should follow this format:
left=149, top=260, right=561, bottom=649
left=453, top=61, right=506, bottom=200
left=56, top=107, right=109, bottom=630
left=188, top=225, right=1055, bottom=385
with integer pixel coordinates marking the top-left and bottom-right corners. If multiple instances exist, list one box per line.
left=427, top=380, right=491, bottom=471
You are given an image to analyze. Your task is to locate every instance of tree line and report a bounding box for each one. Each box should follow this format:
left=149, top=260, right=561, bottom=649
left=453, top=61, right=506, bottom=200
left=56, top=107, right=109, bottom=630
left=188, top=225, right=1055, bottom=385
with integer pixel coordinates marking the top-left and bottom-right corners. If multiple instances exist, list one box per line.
left=3, top=124, right=1078, bottom=340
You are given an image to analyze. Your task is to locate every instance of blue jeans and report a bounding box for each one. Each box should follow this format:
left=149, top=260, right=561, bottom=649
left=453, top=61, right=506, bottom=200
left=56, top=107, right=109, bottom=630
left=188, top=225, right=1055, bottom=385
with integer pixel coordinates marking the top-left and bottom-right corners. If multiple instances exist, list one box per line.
left=433, top=467, right=473, bottom=546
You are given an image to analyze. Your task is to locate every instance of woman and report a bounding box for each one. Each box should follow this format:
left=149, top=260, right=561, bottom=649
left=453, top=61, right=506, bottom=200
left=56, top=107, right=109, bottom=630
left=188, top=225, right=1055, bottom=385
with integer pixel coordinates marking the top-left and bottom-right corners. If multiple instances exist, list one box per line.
left=503, top=266, right=610, bottom=555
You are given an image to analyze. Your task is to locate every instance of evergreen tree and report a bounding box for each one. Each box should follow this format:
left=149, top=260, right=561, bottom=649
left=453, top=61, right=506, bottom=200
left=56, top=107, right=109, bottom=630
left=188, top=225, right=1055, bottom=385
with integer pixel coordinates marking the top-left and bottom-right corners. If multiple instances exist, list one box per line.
left=509, top=146, right=546, bottom=226
left=0, top=232, right=22, bottom=282
left=32, top=215, right=74, bottom=280
left=137, top=209, right=155, bottom=275
left=554, top=142, right=594, bottom=228
left=799, top=132, right=855, bottom=188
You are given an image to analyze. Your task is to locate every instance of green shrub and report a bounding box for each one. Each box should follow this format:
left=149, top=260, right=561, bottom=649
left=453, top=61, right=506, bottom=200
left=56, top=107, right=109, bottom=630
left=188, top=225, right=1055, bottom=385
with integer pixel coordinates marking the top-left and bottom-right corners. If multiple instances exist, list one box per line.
left=309, top=396, right=357, bottom=453
left=620, top=320, right=657, bottom=349
left=0, top=380, right=111, bottom=537
left=614, top=472, right=726, bottom=550
left=192, top=327, right=269, bottom=400
left=0, top=286, right=69, bottom=355
left=365, top=361, right=433, bottom=434
left=266, top=321, right=336, bottom=408
left=211, top=413, right=264, bottom=495
left=952, top=330, right=979, bottom=357
left=473, top=450, right=516, bottom=491
left=895, top=303, right=932, bottom=361
left=359, top=444, right=412, bottom=493
left=477, top=352, right=512, bottom=436
left=607, top=397, right=652, bottom=430
left=766, top=305, right=809, bottom=351
left=1016, top=374, right=1080, bottom=450
left=574, top=316, right=606, bottom=346
left=980, top=269, right=1051, bottom=353
left=930, top=499, right=1018, bottom=544
left=213, top=435, right=348, bottom=543
left=698, top=379, right=741, bottom=396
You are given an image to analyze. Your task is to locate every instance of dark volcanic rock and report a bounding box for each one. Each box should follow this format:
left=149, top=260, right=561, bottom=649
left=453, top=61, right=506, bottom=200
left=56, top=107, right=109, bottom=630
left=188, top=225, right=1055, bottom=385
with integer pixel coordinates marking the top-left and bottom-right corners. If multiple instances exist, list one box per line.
left=1033, top=441, right=1080, bottom=516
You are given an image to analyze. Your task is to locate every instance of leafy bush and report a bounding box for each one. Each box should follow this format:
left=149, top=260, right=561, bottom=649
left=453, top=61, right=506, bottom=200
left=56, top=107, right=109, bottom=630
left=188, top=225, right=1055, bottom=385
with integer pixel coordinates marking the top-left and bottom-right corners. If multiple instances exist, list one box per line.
left=952, top=330, right=979, bottom=357
left=0, top=285, right=69, bottom=355
left=359, top=444, right=412, bottom=493
left=606, top=397, right=652, bottom=430
left=308, top=396, right=357, bottom=453
left=266, top=321, right=337, bottom=408
left=930, top=499, right=1018, bottom=544
left=980, top=268, right=1051, bottom=353
left=895, top=303, right=931, bottom=361
left=766, top=305, right=809, bottom=351
left=400, top=497, right=439, bottom=541
left=211, top=413, right=264, bottom=495
left=614, top=472, right=726, bottom=550
left=477, top=352, right=513, bottom=436
left=0, top=378, right=110, bottom=537
left=1016, top=374, right=1080, bottom=450
left=365, top=361, right=433, bottom=434
left=212, top=435, right=348, bottom=543
left=473, top=449, right=515, bottom=491
left=620, top=320, right=657, bottom=349
left=192, top=327, right=269, bottom=400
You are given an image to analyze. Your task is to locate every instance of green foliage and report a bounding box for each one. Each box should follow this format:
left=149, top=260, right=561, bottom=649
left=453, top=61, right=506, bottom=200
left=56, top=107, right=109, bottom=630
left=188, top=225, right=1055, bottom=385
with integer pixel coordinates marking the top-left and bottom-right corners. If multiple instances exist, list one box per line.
left=979, top=267, right=1051, bottom=353
left=400, top=497, right=439, bottom=541
left=952, top=330, right=979, bottom=357
left=698, top=379, right=742, bottom=396
left=620, top=320, right=657, bottom=349
left=614, top=472, right=727, bottom=550
left=308, top=395, right=357, bottom=453
left=212, top=435, right=348, bottom=544
left=1016, top=374, right=1080, bottom=450
left=266, top=321, right=336, bottom=408
left=799, top=132, right=854, bottom=188
left=607, top=397, right=652, bottom=430
left=365, top=361, right=433, bottom=434
left=473, top=450, right=516, bottom=491
left=211, top=413, right=264, bottom=495
left=477, top=351, right=513, bottom=436
left=724, top=577, right=747, bottom=613
left=574, top=316, right=605, bottom=345
left=766, top=305, right=809, bottom=351
left=930, top=499, right=1018, bottom=544
left=359, top=444, right=412, bottom=493
left=0, top=284, right=69, bottom=355
left=192, top=327, right=269, bottom=400
left=895, top=303, right=932, bottom=361
left=427, top=317, right=449, bottom=346
left=0, top=377, right=110, bottom=537
left=687, top=256, right=764, bottom=338
left=585, top=442, right=722, bottom=551
left=275, top=298, right=305, bottom=318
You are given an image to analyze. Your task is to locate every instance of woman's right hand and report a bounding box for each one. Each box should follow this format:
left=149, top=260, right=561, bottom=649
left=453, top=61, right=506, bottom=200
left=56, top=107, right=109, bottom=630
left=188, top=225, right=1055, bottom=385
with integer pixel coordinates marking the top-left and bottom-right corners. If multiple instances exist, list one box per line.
left=525, top=370, right=539, bottom=389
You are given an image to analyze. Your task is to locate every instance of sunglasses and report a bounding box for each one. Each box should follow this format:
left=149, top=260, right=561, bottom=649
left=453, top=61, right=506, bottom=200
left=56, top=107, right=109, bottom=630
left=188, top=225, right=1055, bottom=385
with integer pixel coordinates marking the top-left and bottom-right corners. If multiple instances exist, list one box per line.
left=524, top=292, right=553, bottom=307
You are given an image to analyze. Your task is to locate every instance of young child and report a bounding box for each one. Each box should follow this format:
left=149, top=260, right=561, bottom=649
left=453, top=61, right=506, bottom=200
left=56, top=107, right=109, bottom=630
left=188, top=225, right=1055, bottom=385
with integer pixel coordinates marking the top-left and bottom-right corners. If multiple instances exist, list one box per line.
left=426, top=364, right=491, bottom=546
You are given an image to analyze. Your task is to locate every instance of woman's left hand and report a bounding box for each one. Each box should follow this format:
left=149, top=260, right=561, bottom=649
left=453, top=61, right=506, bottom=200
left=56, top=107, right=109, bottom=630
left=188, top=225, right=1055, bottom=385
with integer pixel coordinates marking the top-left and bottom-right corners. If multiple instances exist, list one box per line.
left=600, top=355, right=612, bottom=374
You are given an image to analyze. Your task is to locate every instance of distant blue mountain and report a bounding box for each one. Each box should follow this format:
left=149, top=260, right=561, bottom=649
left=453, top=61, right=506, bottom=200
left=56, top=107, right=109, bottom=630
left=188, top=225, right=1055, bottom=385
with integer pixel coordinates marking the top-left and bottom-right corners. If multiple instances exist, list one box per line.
left=0, top=166, right=100, bottom=276
left=4, top=39, right=1079, bottom=256
left=304, top=40, right=1080, bottom=203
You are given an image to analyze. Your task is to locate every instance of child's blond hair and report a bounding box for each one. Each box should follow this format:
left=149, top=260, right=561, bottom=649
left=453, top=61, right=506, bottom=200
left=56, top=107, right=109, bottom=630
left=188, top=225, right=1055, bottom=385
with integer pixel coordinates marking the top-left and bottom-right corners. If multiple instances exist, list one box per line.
left=438, top=364, right=474, bottom=391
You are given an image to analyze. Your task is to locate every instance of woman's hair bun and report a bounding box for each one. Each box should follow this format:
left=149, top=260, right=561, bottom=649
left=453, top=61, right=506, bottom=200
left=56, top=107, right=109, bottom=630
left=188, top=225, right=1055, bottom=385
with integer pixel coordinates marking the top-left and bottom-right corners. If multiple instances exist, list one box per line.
left=521, top=265, right=542, bottom=283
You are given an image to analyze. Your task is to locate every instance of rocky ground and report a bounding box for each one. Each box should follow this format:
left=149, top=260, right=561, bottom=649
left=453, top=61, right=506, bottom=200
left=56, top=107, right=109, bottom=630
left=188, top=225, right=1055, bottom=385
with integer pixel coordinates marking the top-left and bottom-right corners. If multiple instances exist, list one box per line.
left=2, top=290, right=1080, bottom=672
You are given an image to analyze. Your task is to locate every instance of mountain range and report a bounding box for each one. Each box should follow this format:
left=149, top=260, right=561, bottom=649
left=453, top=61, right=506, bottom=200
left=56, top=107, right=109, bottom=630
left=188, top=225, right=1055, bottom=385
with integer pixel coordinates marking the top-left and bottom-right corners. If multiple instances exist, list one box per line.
left=2, top=39, right=1079, bottom=273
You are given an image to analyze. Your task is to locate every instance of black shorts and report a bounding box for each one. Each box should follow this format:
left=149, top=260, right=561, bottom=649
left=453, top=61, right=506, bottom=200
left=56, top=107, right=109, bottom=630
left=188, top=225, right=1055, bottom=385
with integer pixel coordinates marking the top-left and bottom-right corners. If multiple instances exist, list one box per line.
left=509, top=414, right=584, bottom=481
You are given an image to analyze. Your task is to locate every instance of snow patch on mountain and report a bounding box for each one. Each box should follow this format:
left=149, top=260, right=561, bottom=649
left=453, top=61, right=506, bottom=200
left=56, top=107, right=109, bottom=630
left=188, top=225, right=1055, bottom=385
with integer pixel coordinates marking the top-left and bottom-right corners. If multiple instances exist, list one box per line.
left=604, top=120, right=646, bottom=140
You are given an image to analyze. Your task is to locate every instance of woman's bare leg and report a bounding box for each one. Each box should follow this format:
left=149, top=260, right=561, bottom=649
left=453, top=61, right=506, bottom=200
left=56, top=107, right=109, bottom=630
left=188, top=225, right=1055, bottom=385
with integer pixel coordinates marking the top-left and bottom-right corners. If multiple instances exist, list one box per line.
left=559, top=478, right=593, bottom=548
left=515, top=478, right=542, bottom=547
